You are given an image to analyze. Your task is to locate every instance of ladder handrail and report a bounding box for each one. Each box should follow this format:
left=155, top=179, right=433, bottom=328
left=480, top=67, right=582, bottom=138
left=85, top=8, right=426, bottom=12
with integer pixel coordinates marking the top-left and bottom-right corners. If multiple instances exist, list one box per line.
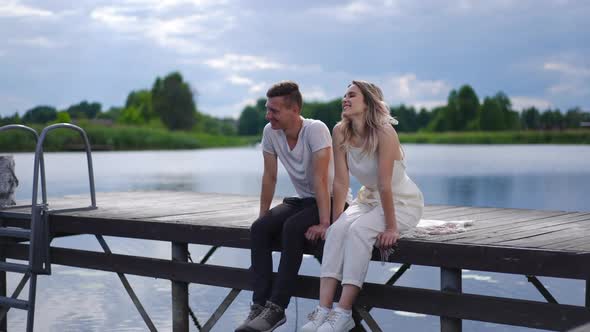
left=0, top=124, right=47, bottom=207
left=32, top=123, right=96, bottom=208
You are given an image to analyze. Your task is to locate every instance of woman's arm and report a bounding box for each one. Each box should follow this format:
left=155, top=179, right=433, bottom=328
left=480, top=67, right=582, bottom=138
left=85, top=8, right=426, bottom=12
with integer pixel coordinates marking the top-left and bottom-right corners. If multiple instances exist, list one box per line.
left=376, top=125, right=403, bottom=248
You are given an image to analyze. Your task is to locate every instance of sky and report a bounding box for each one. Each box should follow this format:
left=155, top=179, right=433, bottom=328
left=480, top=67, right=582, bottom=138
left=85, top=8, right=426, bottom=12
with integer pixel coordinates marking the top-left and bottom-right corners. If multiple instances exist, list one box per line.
left=1, top=0, right=589, bottom=118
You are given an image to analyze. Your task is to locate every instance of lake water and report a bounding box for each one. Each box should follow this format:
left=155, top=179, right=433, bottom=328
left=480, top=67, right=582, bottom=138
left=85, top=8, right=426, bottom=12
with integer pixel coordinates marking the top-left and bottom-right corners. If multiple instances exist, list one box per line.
left=5, top=144, right=590, bottom=331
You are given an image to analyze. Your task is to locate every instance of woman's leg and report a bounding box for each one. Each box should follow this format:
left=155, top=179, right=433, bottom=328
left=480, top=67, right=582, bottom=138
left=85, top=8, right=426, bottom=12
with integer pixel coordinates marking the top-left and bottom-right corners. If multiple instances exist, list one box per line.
left=338, top=206, right=386, bottom=307
left=319, top=205, right=364, bottom=306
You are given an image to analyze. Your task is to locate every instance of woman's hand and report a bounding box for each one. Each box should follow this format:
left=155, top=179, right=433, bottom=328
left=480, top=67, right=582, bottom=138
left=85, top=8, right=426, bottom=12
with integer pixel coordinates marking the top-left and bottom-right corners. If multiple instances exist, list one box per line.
left=376, top=227, right=399, bottom=249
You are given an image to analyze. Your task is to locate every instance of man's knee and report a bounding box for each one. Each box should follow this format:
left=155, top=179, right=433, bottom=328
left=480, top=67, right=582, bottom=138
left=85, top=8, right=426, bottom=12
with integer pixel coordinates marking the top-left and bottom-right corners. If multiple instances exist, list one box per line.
left=250, top=215, right=274, bottom=239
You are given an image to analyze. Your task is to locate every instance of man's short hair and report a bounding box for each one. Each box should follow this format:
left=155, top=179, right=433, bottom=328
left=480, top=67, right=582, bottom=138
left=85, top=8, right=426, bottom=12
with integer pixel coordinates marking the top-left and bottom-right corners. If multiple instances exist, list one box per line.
left=266, top=81, right=303, bottom=110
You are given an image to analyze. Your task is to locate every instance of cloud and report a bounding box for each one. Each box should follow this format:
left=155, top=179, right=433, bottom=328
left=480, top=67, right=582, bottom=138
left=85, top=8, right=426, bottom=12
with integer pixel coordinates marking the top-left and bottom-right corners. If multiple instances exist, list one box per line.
left=302, top=87, right=328, bottom=101
left=13, top=36, right=63, bottom=48
left=511, top=96, right=553, bottom=110
left=411, top=100, right=447, bottom=110
left=227, top=75, right=254, bottom=86
left=381, top=73, right=451, bottom=107
left=90, top=2, right=234, bottom=54
left=204, top=97, right=258, bottom=118
left=543, top=60, right=590, bottom=97
left=0, top=0, right=54, bottom=18
left=204, top=53, right=285, bottom=71
left=309, top=0, right=402, bottom=21
left=544, top=62, right=590, bottom=77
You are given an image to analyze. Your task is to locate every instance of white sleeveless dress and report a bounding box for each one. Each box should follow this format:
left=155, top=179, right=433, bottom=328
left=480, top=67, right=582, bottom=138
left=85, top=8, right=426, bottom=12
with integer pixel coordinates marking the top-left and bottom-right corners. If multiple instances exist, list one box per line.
left=320, top=146, right=424, bottom=288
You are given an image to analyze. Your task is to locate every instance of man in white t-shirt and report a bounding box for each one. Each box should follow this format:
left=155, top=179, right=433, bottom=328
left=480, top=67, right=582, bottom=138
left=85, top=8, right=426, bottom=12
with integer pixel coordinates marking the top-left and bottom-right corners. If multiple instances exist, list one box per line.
left=235, top=81, right=333, bottom=332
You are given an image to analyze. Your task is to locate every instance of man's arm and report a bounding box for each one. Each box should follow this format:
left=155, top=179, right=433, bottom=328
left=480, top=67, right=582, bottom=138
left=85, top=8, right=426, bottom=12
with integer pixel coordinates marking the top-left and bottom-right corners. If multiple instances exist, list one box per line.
left=305, top=146, right=331, bottom=241
left=259, top=151, right=278, bottom=217
left=312, top=147, right=332, bottom=226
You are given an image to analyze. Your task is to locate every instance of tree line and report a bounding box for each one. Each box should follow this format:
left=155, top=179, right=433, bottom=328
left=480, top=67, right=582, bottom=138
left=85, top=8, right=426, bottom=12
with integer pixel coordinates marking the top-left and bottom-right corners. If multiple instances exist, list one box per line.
left=0, top=72, right=237, bottom=136
left=2, top=74, right=588, bottom=137
left=237, top=84, right=589, bottom=135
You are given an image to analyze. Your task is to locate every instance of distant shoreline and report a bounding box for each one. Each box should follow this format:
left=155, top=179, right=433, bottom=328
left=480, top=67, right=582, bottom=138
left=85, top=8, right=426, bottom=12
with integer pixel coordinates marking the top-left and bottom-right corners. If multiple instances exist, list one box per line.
left=0, top=125, right=588, bottom=152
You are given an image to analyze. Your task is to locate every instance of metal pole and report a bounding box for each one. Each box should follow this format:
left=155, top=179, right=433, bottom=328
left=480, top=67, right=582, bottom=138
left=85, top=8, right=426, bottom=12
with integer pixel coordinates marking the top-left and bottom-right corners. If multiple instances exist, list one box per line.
left=172, top=242, right=189, bottom=332
left=440, top=267, right=462, bottom=332
left=586, top=279, right=590, bottom=308
left=0, top=247, right=6, bottom=331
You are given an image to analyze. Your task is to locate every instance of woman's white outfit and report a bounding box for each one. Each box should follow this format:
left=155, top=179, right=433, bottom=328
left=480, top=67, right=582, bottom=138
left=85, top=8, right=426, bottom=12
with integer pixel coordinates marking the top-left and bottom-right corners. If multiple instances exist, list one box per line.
left=320, top=146, right=424, bottom=287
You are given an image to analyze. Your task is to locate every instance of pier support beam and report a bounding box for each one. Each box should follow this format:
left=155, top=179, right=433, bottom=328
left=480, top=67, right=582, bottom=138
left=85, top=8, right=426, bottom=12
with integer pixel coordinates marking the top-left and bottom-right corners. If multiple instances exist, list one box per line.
left=172, top=242, right=189, bottom=332
left=440, top=267, right=462, bottom=332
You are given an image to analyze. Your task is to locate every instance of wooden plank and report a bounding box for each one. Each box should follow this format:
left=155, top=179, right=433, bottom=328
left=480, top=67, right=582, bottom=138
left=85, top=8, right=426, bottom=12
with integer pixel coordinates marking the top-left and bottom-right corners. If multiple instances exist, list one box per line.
left=3, top=243, right=589, bottom=331
left=434, top=210, right=569, bottom=241
left=474, top=214, right=590, bottom=246
left=438, top=212, right=575, bottom=243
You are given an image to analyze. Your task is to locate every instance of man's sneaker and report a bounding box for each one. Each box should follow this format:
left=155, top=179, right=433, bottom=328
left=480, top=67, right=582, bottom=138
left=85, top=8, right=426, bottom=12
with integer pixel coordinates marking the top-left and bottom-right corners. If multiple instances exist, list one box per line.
left=299, top=306, right=331, bottom=332
left=243, top=301, right=286, bottom=332
left=234, top=303, right=265, bottom=332
left=317, top=309, right=355, bottom=332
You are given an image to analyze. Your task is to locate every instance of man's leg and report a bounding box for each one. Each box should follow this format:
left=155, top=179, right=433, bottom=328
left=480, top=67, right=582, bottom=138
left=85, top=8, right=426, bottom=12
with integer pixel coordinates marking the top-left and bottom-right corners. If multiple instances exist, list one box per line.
left=269, top=202, right=320, bottom=308
left=249, top=202, right=301, bottom=305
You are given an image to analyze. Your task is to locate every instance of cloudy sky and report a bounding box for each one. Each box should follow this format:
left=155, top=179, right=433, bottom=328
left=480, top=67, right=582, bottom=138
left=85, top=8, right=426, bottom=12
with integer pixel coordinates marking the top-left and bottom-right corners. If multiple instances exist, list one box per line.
left=1, top=0, right=589, bottom=118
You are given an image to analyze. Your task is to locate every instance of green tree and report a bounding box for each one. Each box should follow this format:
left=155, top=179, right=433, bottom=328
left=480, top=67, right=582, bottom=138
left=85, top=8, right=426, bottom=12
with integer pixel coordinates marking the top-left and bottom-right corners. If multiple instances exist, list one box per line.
left=540, top=109, right=564, bottom=130
left=446, top=85, right=480, bottom=131
left=302, top=99, right=342, bottom=132
left=98, top=107, right=122, bottom=121
left=125, top=90, right=154, bottom=122
left=237, top=98, right=267, bottom=136
left=238, top=105, right=264, bottom=135
left=390, top=105, right=418, bottom=132
left=118, top=106, right=143, bottom=125
left=0, top=112, right=21, bottom=126
left=479, top=97, right=505, bottom=131
left=22, top=106, right=57, bottom=124
left=66, top=101, right=102, bottom=119
left=416, top=108, right=432, bottom=130
left=520, top=107, right=541, bottom=130
left=151, top=72, right=197, bottom=130
left=55, top=111, right=71, bottom=123
left=564, top=107, right=589, bottom=128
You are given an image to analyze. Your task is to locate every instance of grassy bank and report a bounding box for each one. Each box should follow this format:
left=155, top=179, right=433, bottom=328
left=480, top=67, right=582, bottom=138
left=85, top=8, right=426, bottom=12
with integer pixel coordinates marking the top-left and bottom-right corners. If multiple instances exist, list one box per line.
left=1, top=125, right=589, bottom=152
left=0, top=124, right=259, bottom=152
left=399, top=129, right=590, bottom=144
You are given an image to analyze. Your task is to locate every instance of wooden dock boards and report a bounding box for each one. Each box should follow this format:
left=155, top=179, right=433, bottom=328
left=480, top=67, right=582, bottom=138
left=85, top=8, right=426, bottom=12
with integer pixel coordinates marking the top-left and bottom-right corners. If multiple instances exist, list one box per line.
left=1, top=191, right=589, bottom=281
left=1, top=191, right=590, bottom=331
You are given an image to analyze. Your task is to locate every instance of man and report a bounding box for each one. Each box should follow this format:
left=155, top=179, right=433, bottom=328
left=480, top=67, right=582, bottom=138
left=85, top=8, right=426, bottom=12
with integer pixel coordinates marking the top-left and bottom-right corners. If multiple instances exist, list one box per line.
left=236, top=81, right=334, bottom=332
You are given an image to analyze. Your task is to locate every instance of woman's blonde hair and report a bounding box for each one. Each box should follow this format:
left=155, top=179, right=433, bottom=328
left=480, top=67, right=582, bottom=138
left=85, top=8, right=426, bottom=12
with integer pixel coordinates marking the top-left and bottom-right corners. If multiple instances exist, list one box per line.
left=338, top=80, right=397, bottom=155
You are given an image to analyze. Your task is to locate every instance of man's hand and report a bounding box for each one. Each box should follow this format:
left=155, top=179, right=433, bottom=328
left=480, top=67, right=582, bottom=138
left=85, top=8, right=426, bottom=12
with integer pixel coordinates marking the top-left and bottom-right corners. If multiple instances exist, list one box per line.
left=376, top=228, right=400, bottom=249
left=305, top=224, right=329, bottom=242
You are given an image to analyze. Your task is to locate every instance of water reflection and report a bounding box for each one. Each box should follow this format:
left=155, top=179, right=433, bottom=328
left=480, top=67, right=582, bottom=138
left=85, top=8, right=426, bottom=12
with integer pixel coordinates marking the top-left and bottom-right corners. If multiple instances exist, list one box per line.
left=4, top=145, right=590, bottom=331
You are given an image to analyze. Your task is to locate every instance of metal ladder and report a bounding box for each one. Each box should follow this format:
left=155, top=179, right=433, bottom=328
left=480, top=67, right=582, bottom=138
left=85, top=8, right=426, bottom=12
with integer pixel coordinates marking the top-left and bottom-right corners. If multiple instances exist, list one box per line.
left=0, top=123, right=97, bottom=332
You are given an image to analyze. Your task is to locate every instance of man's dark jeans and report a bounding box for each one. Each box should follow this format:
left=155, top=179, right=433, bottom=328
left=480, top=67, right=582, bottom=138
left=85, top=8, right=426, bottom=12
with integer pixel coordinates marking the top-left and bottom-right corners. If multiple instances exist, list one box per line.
left=249, top=196, right=322, bottom=309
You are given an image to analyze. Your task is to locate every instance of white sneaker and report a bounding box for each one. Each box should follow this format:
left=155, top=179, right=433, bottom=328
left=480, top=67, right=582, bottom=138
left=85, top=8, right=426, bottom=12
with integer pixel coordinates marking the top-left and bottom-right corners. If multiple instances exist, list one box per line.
left=317, top=309, right=355, bottom=332
left=299, top=306, right=331, bottom=332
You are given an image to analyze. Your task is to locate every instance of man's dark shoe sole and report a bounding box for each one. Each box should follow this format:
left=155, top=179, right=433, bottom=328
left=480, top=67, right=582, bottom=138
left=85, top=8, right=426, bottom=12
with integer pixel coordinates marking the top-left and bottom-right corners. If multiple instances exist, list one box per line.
left=238, top=316, right=286, bottom=332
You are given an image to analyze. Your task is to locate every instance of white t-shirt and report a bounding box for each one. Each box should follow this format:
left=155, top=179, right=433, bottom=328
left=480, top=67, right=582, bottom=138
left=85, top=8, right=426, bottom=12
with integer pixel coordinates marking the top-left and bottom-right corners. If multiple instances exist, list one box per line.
left=261, top=118, right=333, bottom=198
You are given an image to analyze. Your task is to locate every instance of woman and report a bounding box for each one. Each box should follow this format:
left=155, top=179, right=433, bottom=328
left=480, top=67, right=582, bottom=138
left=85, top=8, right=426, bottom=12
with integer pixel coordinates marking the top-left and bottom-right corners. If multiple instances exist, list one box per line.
left=301, top=81, right=424, bottom=332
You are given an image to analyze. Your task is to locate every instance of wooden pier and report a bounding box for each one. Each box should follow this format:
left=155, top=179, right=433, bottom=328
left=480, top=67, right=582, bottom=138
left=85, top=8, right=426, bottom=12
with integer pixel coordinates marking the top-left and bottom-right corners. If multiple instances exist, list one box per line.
left=1, top=191, right=590, bottom=331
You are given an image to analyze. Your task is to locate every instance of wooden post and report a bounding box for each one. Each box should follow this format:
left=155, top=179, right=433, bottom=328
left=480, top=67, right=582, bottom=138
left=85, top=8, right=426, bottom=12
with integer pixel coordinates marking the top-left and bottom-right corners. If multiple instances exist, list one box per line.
left=172, top=242, right=189, bottom=332
left=0, top=156, right=18, bottom=207
left=441, top=267, right=462, bottom=332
